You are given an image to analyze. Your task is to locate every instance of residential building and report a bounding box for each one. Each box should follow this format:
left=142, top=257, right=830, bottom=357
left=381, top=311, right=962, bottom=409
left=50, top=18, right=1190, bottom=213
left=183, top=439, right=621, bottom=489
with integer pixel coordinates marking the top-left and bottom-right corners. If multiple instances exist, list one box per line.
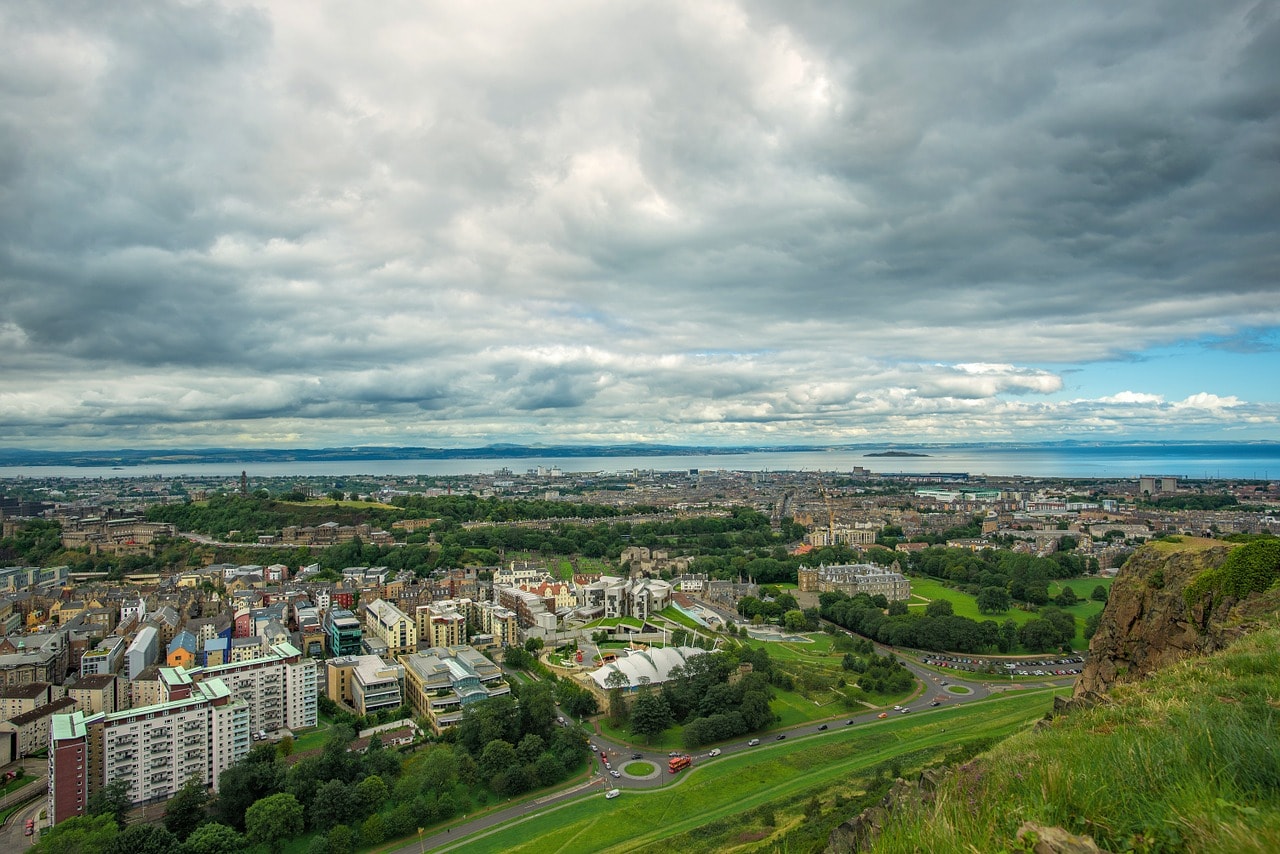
left=0, top=681, right=52, bottom=720
left=67, top=674, right=123, bottom=716
left=1, top=696, right=77, bottom=757
left=124, top=625, right=159, bottom=680
left=325, top=609, right=362, bottom=657
left=364, top=599, right=416, bottom=656
left=47, top=673, right=250, bottom=826
left=326, top=655, right=404, bottom=716
left=415, top=600, right=468, bottom=649
left=80, top=636, right=126, bottom=676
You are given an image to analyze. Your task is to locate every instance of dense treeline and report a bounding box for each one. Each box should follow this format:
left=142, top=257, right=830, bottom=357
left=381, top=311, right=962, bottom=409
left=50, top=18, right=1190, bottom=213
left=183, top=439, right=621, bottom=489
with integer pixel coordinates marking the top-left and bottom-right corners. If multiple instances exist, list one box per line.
left=819, top=591, right=1078, bottom=654
left=905, top=546, right=1098, bottom=606
left=392, top=493, right=628, bottom=521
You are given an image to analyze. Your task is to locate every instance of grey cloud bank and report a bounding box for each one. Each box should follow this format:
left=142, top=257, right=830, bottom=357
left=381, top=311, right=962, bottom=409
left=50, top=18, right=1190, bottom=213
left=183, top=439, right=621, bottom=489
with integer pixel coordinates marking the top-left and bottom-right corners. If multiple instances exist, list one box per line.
left=1, top=1, right=1277, bottom=449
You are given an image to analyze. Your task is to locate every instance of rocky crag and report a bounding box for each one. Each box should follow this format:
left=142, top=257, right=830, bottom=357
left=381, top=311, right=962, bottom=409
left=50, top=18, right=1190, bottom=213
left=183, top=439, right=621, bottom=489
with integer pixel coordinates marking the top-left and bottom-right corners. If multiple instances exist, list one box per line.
left=1073, top=536, right=1279, bottom=700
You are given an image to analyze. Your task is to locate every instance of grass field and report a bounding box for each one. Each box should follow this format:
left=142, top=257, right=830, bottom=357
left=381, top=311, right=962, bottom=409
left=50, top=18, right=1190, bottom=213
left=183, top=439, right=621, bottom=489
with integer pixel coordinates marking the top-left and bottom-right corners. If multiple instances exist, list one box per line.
left=452, top=688, right=1066, bottom=854
left=906, top=575, right=1110, bottom=649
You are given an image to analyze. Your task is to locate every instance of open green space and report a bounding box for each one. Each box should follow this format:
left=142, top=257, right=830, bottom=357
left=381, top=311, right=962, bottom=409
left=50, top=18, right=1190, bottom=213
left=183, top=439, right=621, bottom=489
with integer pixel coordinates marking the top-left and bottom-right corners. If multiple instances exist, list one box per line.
left=453, top=688, right=1065, bottom=854
left=906, top=575, right=1106, bottom=648
left=624, top=762, right=654, bottom=775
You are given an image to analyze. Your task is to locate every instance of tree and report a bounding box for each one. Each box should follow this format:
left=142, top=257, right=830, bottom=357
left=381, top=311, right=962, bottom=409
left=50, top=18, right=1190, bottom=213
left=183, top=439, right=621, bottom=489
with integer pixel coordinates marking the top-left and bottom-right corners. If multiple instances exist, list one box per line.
left=783, top=609, right=807, bottom=631
left=104, top=823, right=180, bottom=854
left=887, top=600, right=909, bottom=616
left=605, top=669, right=631, bottom=725
left=30, top=814, right=118, bottom=854
left=1055, top=586, right=1079, bottom=607
left=163, top=776, right=209, bottom=840
left=184, top=823, right=247, bottom=854
left=87, top=778, right=131, bottom=828
left=630, top=693, right=674, bottom=743
left=310, top=779, right=355, bottom=832
left=352, top=774, right=388, bottom=820
left=976, top=586, right=1011, bottom=614
left=1091, top=585, right=1109, bottom=602
left=214, top=744, right=285, bottom=829
left=479, top=739, right=519, bottom=782
left=245, top=792, right=304, bottom=854
left=1084, top=611, right=1102, bottom=640
left=924, top=599, right=954, bottom=618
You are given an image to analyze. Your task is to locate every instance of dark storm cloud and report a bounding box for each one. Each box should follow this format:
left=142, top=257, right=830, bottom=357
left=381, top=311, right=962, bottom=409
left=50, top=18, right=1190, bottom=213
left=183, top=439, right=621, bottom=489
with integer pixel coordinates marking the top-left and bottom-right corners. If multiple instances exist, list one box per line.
left=0, top=1, right=1277, bottom=447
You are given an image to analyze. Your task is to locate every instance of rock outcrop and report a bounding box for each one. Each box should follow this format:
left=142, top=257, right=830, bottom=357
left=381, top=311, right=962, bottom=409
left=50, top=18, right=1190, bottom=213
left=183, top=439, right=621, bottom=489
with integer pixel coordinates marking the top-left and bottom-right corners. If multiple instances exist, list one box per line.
left=1074, top=537, right=1279, bottom=698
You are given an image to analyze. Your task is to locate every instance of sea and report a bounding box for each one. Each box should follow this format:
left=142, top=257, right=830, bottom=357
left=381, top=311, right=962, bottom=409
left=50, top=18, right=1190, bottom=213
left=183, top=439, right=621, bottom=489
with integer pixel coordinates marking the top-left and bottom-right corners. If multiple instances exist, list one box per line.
left=1, top=443, right=1278, bottom=481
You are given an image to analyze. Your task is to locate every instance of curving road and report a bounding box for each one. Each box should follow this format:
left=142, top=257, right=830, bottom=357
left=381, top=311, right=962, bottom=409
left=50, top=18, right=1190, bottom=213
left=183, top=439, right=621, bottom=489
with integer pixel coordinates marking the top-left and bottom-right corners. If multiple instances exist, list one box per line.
left=392, top=638, right=1074, bottom=852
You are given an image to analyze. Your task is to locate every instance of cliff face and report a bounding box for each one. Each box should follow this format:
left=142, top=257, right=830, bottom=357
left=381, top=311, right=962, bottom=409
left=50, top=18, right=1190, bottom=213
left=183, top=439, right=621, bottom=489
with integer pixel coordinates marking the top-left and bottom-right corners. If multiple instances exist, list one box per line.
left=1074, top=537, right=1278, bottom=697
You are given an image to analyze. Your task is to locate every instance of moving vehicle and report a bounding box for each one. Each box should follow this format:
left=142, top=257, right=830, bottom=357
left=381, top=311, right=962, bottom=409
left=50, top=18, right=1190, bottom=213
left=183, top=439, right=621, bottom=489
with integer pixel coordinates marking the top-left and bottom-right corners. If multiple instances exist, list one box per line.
left=900, top=707, right=911, bottom=713
left=748, top=738, right=760, bottom=746
left=631, top=753, right=643, bottom=760
left=775, top=734, right=786, bottom=740
left=557, top=716, right=565, bottom=724
left=605, top=788, right=621, bottom=799
left=25, top=818, right=35, bottom=836
left=878, top=712, right=888, bottom=719
left=817, top=724, right=828, bottom=731
left=845, top=719, right=854, bottom=725
left=708, top=748, right=721, bottom=757
left=601, top=751, right=608, bottom=761
left=609, top=769, right=621, bottom=777
left=668, top=754, right=693, bottom=773
left=930, top=701, right=941, bottom=707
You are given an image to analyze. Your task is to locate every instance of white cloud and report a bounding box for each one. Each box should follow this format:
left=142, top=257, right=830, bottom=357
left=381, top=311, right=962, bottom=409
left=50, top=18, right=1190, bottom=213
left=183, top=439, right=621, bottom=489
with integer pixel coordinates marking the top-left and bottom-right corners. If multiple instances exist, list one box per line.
left=0, top=1, right=1276, bottom=448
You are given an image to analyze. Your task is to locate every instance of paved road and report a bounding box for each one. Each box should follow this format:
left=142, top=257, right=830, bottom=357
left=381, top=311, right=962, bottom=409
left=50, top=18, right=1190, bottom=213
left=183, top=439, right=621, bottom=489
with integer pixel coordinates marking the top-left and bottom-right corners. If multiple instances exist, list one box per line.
left=389, top=636, right=1075, bottom=852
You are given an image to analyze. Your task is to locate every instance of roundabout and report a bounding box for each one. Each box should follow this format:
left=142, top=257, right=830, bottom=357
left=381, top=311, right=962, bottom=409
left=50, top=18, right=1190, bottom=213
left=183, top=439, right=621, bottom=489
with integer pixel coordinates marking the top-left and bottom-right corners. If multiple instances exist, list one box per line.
left=620, top=760, right=663, bottom=780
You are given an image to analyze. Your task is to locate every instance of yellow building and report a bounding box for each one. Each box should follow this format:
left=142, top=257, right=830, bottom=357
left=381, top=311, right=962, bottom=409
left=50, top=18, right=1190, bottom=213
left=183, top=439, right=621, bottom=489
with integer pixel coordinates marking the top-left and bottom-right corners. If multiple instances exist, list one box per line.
left=364, top=599, right=417, bottom=656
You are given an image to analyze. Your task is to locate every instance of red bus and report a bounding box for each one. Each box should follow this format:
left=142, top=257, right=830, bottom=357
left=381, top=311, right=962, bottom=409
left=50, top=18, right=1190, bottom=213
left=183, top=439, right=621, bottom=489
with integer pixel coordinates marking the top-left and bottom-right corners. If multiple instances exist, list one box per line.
left=25, top=818, right=35, bottom=836
left=668, top=755, right=692, bottom=773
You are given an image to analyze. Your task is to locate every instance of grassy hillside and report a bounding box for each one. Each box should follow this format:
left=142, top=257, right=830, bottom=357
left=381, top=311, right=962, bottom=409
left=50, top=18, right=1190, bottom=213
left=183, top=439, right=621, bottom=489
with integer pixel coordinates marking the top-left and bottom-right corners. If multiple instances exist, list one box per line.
left=872, top=615, right=1280, bottom=853
left=446, top=688, right=1064, bottom=853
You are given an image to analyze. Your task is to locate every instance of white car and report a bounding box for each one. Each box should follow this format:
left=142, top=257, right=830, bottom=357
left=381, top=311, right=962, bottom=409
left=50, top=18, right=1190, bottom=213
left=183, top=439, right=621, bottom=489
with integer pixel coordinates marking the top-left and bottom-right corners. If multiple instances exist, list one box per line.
left=605, top=788, right=621, bottom=799
left=708, top=748, right=722, bottom=757
left=609, top=769, right=621, bottom=777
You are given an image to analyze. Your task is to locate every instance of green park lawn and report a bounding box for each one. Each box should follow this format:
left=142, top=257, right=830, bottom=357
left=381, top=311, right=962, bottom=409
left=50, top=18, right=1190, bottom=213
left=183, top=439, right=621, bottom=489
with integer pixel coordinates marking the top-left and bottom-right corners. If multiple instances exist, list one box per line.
left=906, top=576, right=1109, bottom=650
left=453, top=688, right=1067, bottom=854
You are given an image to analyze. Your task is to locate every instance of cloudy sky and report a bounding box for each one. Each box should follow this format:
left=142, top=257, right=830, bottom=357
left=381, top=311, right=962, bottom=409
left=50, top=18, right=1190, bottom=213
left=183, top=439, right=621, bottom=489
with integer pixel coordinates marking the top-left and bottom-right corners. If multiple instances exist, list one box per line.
left=2, top=1, right=1278, bottom=450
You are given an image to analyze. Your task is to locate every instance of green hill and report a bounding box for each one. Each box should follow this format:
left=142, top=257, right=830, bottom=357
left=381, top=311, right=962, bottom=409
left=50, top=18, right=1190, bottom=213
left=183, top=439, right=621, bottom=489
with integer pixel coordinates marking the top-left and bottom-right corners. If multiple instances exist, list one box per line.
left=864, top=608, right=1280, bottom=853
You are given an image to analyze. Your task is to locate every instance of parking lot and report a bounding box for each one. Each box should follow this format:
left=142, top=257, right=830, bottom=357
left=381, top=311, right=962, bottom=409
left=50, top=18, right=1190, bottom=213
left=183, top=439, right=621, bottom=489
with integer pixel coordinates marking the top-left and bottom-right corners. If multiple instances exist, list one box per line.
left=919, top=654, right=1085, bottom=677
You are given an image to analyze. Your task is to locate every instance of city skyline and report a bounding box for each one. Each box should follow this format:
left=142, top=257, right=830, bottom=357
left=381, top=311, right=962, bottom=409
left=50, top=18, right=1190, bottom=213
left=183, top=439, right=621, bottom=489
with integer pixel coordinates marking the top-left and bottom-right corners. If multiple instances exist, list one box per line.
left=1, top=2, right=1278, bottom=450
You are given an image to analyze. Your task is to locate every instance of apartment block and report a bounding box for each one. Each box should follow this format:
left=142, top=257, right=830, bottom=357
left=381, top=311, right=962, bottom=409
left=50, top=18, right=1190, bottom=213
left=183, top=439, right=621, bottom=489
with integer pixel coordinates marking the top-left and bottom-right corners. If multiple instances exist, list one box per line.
left=415, top=600, right=468, bottom=649
left=325, top=609, right=362, bottom=657
left=364, top=599, right=416, bottom=656
left=48, top=673, right=250, bottom=826
left=195, top=643, right=317, bottom=734
left=81, top=636, right=126, bottom=676
left=325, top=655, right=404, bottom=716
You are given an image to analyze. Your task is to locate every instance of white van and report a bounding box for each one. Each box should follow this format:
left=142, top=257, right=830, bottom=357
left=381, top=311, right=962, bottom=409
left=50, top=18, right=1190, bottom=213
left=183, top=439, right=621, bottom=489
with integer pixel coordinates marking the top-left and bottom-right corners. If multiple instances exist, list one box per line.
left=748, top=739, right=760, bottom=746
left=605, top=788, right=621, bottom=799
left=708, top=748, right=722, bottom=757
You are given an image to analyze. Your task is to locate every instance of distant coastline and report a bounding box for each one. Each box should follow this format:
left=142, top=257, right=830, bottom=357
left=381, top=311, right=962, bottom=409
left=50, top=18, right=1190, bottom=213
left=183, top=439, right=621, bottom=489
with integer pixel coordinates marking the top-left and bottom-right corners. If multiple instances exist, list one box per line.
left=0, top=441, right=1276, bottom=469
left=864, top=451, right=930, bottom=458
